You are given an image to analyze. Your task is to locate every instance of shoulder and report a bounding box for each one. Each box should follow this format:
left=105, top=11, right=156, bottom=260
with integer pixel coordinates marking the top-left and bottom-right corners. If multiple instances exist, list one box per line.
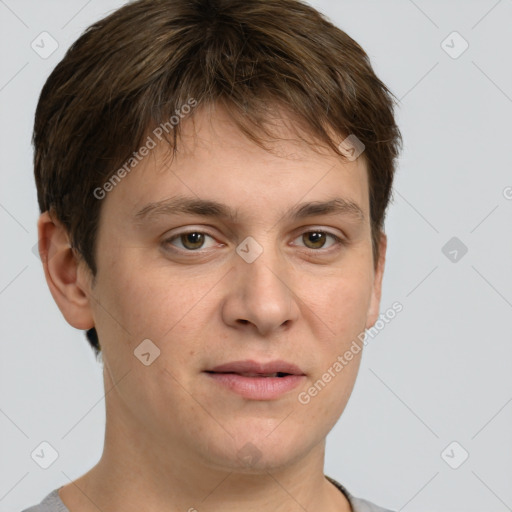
left=346, top=494, right=396, bottom=512
left=24, top=481, right=395, bottom=512
left=20, top=488, right=70, bottom=512
left=326, top=475, right=396, bottom=512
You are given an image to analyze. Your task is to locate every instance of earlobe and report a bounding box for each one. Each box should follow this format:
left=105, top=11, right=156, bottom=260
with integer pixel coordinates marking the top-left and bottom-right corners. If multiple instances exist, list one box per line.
left=365, top=232, right=387, bottom=330
left=37, top=211, right=95, bottom=330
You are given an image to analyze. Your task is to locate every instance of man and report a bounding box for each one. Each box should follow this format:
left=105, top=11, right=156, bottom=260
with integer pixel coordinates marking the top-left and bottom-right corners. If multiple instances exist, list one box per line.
left=25, top=0, right=402, bottom=510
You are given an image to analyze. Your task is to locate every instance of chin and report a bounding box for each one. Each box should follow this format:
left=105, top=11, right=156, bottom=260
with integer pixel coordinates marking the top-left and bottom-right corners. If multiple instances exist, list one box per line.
left=196, top=420, right=315, bottom=474
left=206, top=446, right=302, bottom=475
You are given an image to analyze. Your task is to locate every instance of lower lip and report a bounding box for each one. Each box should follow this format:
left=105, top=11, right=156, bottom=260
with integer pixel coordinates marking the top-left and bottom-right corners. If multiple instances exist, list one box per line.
left=205, top=372, right=306, bottom=400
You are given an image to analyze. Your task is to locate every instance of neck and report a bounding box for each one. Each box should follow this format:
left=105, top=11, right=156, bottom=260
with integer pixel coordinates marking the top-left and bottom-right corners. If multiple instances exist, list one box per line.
left=58, top=367, right=352, bottom=512
left=59, top=417, right=351, bottom=512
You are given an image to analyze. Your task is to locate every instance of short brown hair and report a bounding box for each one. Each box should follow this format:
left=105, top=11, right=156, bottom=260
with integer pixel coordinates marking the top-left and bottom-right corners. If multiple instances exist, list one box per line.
left=33, top=0, right=402, bottom=357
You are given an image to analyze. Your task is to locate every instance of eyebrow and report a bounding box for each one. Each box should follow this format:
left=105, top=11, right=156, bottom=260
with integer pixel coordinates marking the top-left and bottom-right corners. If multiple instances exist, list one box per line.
left=133, top=195, right=365, bottom=224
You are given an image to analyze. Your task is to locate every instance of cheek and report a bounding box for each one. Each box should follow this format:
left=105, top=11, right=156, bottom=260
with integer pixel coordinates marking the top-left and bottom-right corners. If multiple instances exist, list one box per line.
left=294, top=264, right=371, bottom=415
left=94, top=252, right=220, bottom=351
left=91, top=251, right=164, bottom=348
left=308, top=264, right=373, bottom=341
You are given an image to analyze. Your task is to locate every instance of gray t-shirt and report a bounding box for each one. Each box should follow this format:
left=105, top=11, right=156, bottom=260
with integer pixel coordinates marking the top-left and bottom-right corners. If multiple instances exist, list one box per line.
left=21, top=476, right=395, bottom=512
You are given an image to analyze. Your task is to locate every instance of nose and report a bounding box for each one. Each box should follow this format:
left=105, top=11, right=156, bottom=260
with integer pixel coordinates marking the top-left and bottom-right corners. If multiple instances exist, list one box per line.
left=220, top=243, right=300, bottom=337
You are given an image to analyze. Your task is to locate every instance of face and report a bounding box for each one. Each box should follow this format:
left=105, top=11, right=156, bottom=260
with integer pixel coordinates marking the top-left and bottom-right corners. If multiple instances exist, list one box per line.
left=55, top=103, right=386, bottom=473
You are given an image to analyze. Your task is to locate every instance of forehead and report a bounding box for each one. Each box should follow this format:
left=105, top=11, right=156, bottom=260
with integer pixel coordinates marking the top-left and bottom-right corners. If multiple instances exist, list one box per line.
left=102, top=103, right=370, bottom=225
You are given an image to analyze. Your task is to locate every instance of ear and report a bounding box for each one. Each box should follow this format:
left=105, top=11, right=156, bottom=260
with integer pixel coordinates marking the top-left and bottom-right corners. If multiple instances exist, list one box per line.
left=37, top=211, right=95, bottom=330
left=365, top=232, right=387, bottom=329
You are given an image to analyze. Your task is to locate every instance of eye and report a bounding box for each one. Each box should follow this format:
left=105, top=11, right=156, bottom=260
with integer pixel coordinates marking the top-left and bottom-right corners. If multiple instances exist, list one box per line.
left=162, top=228, right=345, bottom=254
left=163, top=231, right=219, bottom=251
left=292, top=230, right=344, bottom=251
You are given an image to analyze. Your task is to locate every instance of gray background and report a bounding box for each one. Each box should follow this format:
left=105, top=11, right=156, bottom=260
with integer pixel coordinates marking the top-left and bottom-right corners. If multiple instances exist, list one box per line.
left=1, top=1, right=511, bottom=511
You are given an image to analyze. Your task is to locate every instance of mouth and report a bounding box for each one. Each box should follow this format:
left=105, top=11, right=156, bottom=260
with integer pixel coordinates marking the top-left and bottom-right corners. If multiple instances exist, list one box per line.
left=207, top=372, right=293, bottom=377
left=205, top=359, right=305, bottom=376
left=204, top=360, right=306, bottom=400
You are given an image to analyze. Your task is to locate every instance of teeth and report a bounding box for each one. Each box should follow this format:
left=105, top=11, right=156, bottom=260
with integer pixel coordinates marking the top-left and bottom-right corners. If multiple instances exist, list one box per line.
left=240, top=372, right=279, bottom=377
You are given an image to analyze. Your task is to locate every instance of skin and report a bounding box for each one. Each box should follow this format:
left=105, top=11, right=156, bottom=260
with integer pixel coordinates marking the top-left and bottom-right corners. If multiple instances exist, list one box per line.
left=38, top=103, right=386, bottom=512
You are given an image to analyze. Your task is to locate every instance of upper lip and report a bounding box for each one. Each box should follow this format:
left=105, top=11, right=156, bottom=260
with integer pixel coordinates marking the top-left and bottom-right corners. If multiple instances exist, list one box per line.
left=206, top=359, right=305, bottom=376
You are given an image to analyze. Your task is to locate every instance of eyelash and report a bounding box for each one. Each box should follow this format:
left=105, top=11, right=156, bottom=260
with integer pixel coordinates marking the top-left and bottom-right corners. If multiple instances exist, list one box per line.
left=162, top=229, right=346, bottom=254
